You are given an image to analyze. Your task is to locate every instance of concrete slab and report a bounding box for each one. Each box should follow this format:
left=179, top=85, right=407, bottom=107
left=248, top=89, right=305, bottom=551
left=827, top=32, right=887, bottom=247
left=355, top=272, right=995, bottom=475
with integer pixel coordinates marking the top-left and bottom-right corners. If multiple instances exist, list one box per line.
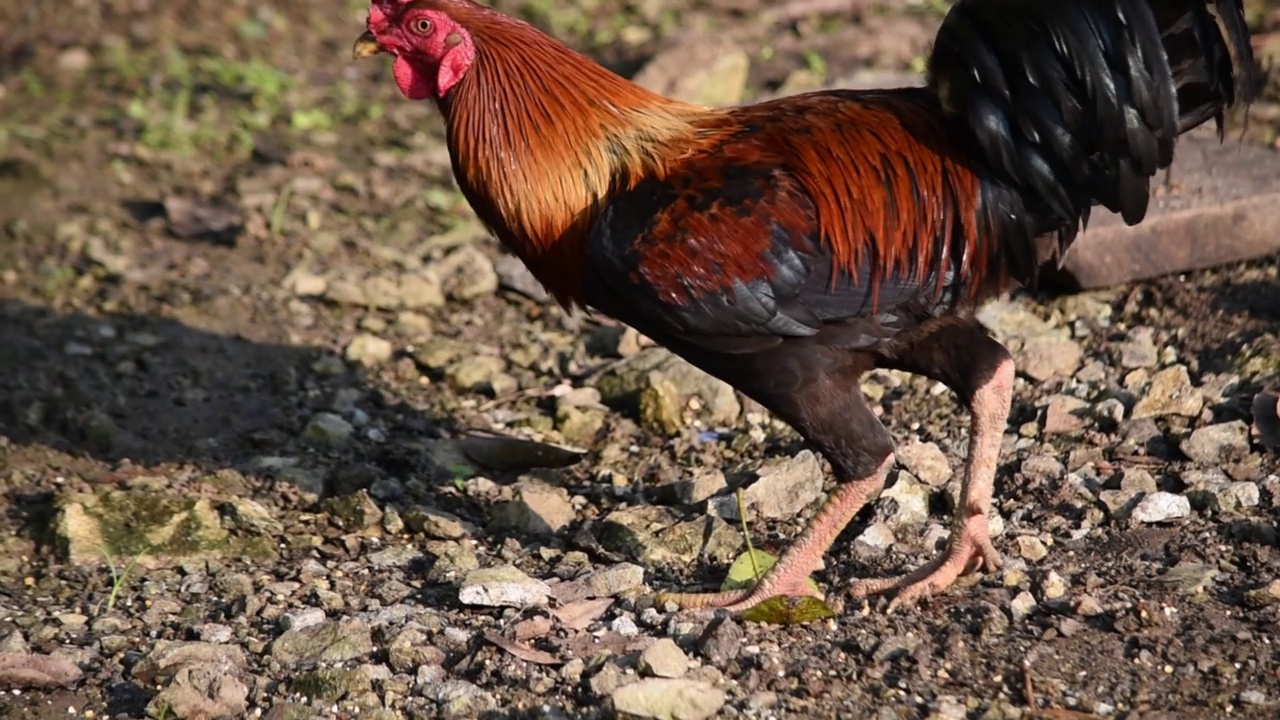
left=1047, top=126, right=1280, bottom=291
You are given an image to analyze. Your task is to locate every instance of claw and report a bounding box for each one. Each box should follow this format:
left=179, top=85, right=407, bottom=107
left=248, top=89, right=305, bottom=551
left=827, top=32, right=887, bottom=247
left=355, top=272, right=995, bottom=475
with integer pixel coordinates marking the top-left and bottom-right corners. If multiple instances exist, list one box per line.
left=850, top=514, right=1000, bottom=610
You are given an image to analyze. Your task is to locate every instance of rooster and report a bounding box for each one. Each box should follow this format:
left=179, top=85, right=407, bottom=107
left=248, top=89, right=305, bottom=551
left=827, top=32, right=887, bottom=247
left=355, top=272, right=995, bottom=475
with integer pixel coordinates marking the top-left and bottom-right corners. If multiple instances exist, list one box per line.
left=354, top=0, right=1257, bottom=614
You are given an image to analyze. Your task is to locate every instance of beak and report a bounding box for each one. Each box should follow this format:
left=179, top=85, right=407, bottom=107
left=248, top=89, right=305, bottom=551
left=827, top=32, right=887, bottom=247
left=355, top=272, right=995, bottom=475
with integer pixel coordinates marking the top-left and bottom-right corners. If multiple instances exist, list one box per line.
left=352, top=31, right=385, bottom=60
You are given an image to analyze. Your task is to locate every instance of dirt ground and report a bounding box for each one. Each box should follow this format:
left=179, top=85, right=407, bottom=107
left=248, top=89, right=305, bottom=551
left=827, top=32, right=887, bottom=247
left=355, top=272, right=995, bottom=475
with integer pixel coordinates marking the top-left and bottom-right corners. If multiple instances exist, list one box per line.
left=2, top=1, right=1280, bottom=719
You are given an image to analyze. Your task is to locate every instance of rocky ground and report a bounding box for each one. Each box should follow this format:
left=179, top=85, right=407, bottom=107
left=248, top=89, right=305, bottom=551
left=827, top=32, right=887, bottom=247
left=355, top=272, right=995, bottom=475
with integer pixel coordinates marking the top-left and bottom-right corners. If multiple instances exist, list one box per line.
left=3, top=1, right=1280, bottom=718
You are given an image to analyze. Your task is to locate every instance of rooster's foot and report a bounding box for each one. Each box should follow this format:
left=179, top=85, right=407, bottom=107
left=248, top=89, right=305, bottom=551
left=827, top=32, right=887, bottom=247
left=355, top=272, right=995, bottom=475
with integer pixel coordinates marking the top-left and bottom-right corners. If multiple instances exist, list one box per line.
left=848, top=514, right=1000, bottom=611
left=654, top=572, right=824, bottom=616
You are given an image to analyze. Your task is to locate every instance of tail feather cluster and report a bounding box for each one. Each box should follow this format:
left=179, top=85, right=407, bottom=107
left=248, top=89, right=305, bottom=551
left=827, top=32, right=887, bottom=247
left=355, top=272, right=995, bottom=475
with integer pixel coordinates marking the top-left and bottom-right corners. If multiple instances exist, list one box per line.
left=927, top=0, right=1258, bottom=280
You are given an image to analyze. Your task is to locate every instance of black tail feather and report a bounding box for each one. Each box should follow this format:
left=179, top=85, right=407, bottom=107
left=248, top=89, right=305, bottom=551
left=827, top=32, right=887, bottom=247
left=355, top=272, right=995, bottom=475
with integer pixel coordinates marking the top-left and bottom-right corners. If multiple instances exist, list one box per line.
left=927, top=0, right=1258, bottom=282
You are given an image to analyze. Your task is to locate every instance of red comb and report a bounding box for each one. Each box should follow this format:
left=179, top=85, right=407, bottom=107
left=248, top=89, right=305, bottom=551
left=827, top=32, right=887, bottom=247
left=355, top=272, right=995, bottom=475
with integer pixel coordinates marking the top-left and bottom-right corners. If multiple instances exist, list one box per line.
left=367, top=0, right=396, bottom=31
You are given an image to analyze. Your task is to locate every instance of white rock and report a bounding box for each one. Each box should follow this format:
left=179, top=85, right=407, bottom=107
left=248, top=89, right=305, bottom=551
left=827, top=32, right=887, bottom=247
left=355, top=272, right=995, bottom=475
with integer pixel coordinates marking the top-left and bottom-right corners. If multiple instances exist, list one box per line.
left=458, top=565, right=549, bottom=608
left=1130, top=492, right=1191, bottom=524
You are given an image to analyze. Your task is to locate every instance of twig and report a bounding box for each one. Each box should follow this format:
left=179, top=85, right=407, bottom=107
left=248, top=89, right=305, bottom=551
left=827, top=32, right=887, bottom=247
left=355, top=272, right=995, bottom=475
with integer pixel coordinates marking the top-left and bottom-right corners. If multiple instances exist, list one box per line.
left=736, top=488, right=762, bottom=582
left=476, top=386, right=553, bottom=412
left=1023, top=654, right=1038, bottom=711
left=1024, top=652, right=1102, bottom=719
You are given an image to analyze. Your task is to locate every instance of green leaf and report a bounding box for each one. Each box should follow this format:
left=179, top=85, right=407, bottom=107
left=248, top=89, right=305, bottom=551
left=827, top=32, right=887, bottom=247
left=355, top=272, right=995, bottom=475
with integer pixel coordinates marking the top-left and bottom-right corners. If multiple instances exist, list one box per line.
left=720, top=548, right=779, bottom=592
left=741, top=596, right=837, bottom=625
left=719, top=548, right=824, bottom=598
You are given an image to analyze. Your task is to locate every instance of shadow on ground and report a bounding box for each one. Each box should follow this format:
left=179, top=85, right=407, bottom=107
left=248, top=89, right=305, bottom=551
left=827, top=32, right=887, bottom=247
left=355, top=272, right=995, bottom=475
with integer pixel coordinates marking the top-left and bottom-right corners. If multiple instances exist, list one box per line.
left=0, top=298, right=448, bottom=477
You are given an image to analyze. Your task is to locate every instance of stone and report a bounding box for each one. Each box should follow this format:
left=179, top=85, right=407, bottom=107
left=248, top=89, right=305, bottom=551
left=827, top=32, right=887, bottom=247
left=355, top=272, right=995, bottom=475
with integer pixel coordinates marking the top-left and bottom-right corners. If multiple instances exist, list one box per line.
left=664, top=468, right=727, bottom=505
left=592, top=348, right=740, bottom=435
left=740, top=450, right=825, bottom=521
left=556, top=406, right=608, bottom=445
left=1020, top=335, right=1083, bottom=382
left=638, top=639, right=689, bottom=679
left=1016, top=536, right=1049, bottom=562
left=302, top=413, right=354, bottom=447
left=853, top=521, right=896, bottom=556
left=633, top=37, right=750, bottom=107
left=1009, top=591, right=1038, bottom=621
left=1021, top=454, right=1066, bottom=481
left=279, top=608, right=326, bottom=632
left=1181, top=421, right=1251, bottom=464
left=219, top=498, right=283, bottom=535
left=1041, top=571, right=1068, bottom=600
left=1130, top=492, right=1191, bottom=524
left=1118, top=326, right=1160, bottom=369
left=609, top=678, right=726, bottom=720
left=581, top=563, right=646, bottom=597
left=148, top=666, right=248, bottom=719
left=444, top=355, right=508, bottom=393
left=398, top=272, right=446, bottom=310
left=1242, top=579, right=1280, bottom=608
left=1044, top=395, right=1089, bottom=434
left=875, top=472, right=931, bottom=528
left=345, top=333, right=394, bottom=366
left=54, top=490, right=243, bottom=567
left=1183, top=470, right=1260, bottom=514
left=458, top=565, right=550, bottom=608
left=599, top=506, right=742, bottom=567
left=1132, top=365, right=1203, bottom=419
left=697, top=618, right=743, bottom=665
left=895, top=441, right=952, bottom=487
left=489, top=480, right=576, bottom=536
left=428, top=679, right=497, bottom=718
left=131, top=641, right=247, bottom=683
left=270, top=618, right=375, bottom=664
left=436, top=245, right=499, bottom=301
left=404, top=506, right=476, bottom=539
left=287, top=268, right=328, bottom=297
left=425, top=540, right=480, bottom=584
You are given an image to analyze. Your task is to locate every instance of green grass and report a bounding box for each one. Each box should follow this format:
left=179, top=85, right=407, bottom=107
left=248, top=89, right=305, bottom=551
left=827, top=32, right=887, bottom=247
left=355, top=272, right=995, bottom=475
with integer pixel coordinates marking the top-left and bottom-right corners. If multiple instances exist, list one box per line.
left=99, top=544, right=149, bottom=614
left=119, top=49, right=294, bottom=157
left=82, top=43, right=380, bottom=161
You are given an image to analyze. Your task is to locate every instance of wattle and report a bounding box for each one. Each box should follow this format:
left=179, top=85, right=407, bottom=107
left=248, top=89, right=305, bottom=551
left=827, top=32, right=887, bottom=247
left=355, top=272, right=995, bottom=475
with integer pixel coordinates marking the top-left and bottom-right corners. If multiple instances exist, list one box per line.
left=393, top=56, right=434, bottom=100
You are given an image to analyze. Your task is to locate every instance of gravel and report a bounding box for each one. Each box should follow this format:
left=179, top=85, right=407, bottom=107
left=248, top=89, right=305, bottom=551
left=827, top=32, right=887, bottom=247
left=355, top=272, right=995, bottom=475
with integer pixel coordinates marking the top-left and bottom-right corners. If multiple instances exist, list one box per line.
left=1, top=0, right=1278, bottom=718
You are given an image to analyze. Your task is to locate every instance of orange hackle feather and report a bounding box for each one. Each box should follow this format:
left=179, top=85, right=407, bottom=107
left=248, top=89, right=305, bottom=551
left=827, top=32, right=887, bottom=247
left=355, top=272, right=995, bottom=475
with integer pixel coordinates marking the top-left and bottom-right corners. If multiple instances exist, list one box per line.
left=433, top=0, right=1001, bottom=311
left=429, top=0, right=710, bottom=306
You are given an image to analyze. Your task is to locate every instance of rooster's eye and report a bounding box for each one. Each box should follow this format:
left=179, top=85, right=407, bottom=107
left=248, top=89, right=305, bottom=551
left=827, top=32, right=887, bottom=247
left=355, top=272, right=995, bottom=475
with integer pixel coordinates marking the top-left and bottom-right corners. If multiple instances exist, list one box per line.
left=410, top=18, right=432, bottom=35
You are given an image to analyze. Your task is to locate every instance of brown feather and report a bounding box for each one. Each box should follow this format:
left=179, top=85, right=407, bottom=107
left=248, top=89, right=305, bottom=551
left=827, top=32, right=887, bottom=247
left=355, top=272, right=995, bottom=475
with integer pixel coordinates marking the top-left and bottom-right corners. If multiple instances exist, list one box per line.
left=436, top=2, right=1007, bottom=311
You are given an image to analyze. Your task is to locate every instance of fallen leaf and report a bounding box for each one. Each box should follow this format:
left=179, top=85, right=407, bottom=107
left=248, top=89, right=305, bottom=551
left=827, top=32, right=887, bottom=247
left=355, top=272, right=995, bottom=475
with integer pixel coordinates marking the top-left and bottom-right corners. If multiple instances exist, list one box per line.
left=741, top=596, right=837, bottom=625
left=513, top=616, right=554, bottom=642
left=482, top=630, right=562, bottom=666
left=547, top=580, right=592, bottom=605
left=560, top=630, right=637, bottom=660
left=0, top=652, right=85, bottom=689
left=721, top=548, right=822, bottom=596
left=550, top=598, right=614, bottom=631
left=460, top=433, right=585, bottom=471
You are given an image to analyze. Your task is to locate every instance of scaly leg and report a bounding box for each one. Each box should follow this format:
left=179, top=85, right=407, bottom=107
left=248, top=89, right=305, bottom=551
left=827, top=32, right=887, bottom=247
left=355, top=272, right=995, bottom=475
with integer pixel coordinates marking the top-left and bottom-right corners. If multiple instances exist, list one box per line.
left=657, top=457, right=893, bottom=613
left=653, top=343, right=894, bottom=615
left=850, top=331, right=1014, bottom=610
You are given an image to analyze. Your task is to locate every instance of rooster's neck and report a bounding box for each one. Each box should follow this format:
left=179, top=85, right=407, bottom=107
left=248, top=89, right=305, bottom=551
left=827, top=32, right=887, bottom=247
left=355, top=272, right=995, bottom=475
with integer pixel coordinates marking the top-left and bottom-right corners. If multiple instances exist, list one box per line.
left=437, top=22, right=710, bottom=307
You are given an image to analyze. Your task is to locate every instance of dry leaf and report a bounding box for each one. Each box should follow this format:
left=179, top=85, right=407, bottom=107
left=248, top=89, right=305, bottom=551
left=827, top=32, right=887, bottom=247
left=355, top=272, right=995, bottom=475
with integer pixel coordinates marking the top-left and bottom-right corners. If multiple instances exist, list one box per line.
left=547, top=580, right=592, bottom=605
left=550, top=598, right=614, bottom=631
left=513, top=616, right=554, bottom=642
left=0, top=652, right=85, bottom=689
left=482, top=630, right=562, bottom=666
left=460, top=433, right=584, bottom=471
